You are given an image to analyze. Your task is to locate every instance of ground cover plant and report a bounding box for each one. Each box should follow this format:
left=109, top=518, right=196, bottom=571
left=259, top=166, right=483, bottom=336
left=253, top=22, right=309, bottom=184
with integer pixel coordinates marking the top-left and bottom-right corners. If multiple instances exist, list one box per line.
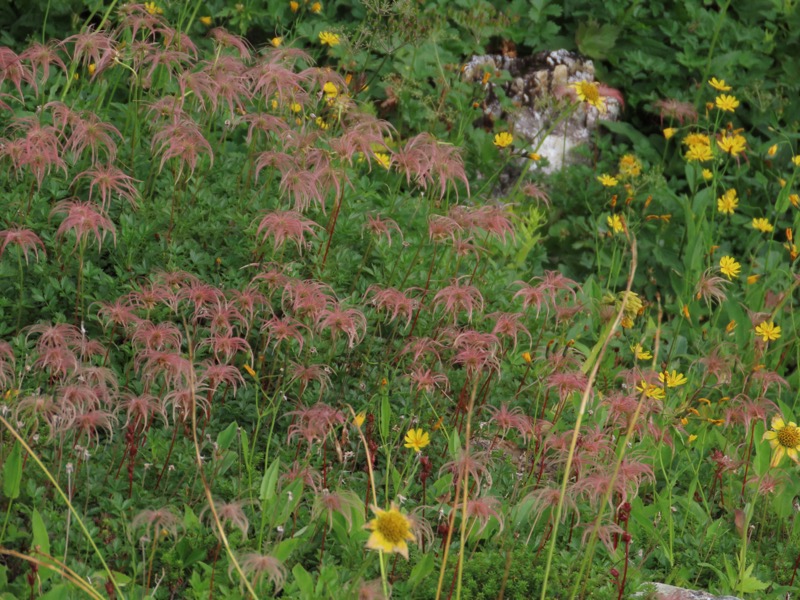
left=1, top=1, right=800, bottom=599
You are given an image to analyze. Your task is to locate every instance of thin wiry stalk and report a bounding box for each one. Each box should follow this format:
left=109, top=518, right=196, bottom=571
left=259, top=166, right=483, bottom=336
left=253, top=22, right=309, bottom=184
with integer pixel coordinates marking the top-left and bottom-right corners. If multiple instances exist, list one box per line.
left=539, top=235, right=637, bottom=600
left=182, top=321, right=258, bottom=600
left=0, top=548, right=105, bottom=600
left=455, top=377, right=480, bottom=600
left=0, top=415, right=125, bottom=600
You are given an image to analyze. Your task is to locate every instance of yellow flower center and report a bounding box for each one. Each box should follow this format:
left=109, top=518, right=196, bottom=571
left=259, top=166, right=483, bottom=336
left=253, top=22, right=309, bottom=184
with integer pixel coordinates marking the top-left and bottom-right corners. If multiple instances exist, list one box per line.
left=375, top=511, right=410, bottom=545
left=777, top=424, right=800, bottom=448
left=577, top=81, right=600, bottom=104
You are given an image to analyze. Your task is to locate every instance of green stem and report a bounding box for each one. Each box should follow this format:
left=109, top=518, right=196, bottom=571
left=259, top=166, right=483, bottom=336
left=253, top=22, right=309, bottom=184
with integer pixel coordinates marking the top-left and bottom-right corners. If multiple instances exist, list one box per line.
left=0, top=415, right=125, bottom=600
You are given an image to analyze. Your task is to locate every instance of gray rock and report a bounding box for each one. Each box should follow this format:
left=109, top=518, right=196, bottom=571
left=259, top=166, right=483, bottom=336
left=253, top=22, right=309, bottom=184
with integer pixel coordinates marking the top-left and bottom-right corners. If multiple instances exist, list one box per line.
left=634, top=582, right=743, bottom=600
left=462, top=50, right=622, bottom=174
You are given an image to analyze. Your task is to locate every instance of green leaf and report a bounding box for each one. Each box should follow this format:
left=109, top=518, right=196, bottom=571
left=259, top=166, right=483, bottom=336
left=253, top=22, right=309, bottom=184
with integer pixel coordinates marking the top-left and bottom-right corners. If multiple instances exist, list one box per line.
left=292, top=564, right=314, bottom=594
left=259, top=459, right=280, bottom=502
left=576, top=20, right=621, bottom=60
left=3, top=441, right=22, bottom=499
left=448, top=428, right=461, bottom=459
left=31, top=508, right=55, bottom=582
left=216, top=421, right=238, bottom=451
left=380, top=395, right=390, bottom=442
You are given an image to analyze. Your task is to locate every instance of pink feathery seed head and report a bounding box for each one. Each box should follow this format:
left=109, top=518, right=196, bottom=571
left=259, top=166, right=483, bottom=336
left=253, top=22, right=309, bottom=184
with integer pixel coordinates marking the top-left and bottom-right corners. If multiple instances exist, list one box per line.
left=242, top=111, right=289, bottom=145
left=74, top=164, right=140, bottom=210
left=282, top=279, right=335, bottom=319
left=236, top=552, right=286, bottom=592
left=279, top=164, right=328, bottom=213
left=261, top=315, right=309, bottom=351
left=399, top=336, right=444, bottom=364
left=62, top=27, right=116, bottom=69
left=695, top=268, right=729, bottom=306
left=546, top=371, right=590, bottom=402
left=247, top=60, right=308, bottom=104
left=134, top=349, right=193, bottom=389
left=163, top=384, right=211, bottom=423
left=365, top=213, right=402, bottom=245
left=488, top=311, right=531, bottom=350
left=466, top=495, right=504, bottom=533
left=178, top=281, right=224, bottom=313
left=255, top=210, right=319, bottom=254
left=0, top=47, right=34, bottom=99
left=196, top=300, right=248, bottom=335
left=146, top=96, right=185, bottom=122
left=198, top=360, right=245, bottom=394
left=199, top=55, right=251, bottom=116
left=484, top=403, right=530, bottom=440
left=471, top=205, right=516, bottom=243
left=406, top=366, right=449, bottom=393
left=288, top=361, right=331, bottom=396
left=0, top=228, right=46, bottom=264
left=281, top=461, right=322, bottom=491
left=52, top=200, right=116, bottom=251
left=522, top=182, right=550, bottom=205
left=66, top=111, right=121, bottom=164
left=131, top=320, right=183, bottom=351
left=451, top=329, right=499, bottom=351
left=119, top=392, right=166, bottom=429
left=26, top=322, right=82, bottom=349
left=200, top=498, right=254, bottom=537
left=366, top=285, right=418, bottom=328
left=653, top=97, right=698, bottom=126
left=20, top=41, right=67, bottom=88
left=250, top=264, right=290, bottom=295
left=200, top=332, right=252, bottom=364
left=440, top=449, right=491, bottom=489
left=433, top=280, right=484, bottom=322
left=427, top=214, right=462, bottom=245
left=209, top=27, right=252, bottom=60
left=117, top=3, right=166, bottom=39
left=151, top=117, right=213, bottom=176
left=311, top=488, right=361, bottom=531
left=315, top=305, right=367, bottom=348
left=158, top=26, right=199, bottom=59
left=132, top=507, right=181, bottom=541
left=67, top=407, right=118, bottom=446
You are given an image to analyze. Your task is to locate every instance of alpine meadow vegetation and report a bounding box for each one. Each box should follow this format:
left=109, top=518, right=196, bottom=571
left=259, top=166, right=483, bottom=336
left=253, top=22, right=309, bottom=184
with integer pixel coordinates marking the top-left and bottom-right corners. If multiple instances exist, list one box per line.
left=2, top=0, right=800, bottom=599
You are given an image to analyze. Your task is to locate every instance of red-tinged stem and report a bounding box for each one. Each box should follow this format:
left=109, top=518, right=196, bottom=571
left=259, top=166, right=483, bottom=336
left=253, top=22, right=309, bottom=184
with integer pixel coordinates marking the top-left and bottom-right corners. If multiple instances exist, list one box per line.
left=320, top=192, right=343, bottom=270
left=155, top=424, right=179, bottom=489
left=407, top=244, right=437, bottom=339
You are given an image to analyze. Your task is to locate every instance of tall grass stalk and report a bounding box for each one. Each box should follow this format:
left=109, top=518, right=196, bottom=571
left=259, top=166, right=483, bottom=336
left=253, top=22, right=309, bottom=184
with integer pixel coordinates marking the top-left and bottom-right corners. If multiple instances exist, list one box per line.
left=540, top=235, right=637, bottom=600
left=0, top=415, right=125, bottom=600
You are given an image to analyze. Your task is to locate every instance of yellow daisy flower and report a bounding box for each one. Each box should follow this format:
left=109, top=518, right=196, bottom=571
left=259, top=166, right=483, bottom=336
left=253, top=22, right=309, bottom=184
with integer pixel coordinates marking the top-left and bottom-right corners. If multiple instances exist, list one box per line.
left=597, top=174, right=618, bottom=186
left=493, top=132, right=513, bottom=148
left=310, top=1, right=322, bottom=12
left=719, top=256, right=740, bottom=279
left=354, top=412, right=366, bottom=428
left=752, top=217, right=774, bottom=233
left=767, top=144, right=778, bottom=157
left=271, top=37, right=283, bottom=47
left=717, top=134, right=746, bottom=156
left=636, top=380, right=665, bottom=400
left=404, top=428, right=430, bottom=452
left=793, top=156, right=800, bottom=166
left=200, top=16, right=212, bottom=26
left=572, top=80, right=606, bottom=112
left=663, top=128, right=676, bottom=140
left=717, top=189, right=738, bottom=214
left=618, top=154, right=642, bottom=178
left=755, top=321, right=781, bottom=342
left=607, top=214, right=625, bottom=234
left=374, top=152, right=391, bottom=170
left=658, top=370, right=688, bottom=388
left=683, top=133, right=710, bottom=147
left=522, top=351, right=532, bottom=363
left=365, top=503, right=416, bottom=559
left=630, top=343, right=652, bottom=360
left=715, top=94, right=739, bottom=112
left=290, top=1, right=300, bottom=12
left=708, top=77, right=732, bottom=91
left=319, top=31, right=340, bottom=46
left=702, top=169, right=713, bottom=180
left=763, top=416, right=800, bottom=467
left=685, top=144, right=713, bottom=162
